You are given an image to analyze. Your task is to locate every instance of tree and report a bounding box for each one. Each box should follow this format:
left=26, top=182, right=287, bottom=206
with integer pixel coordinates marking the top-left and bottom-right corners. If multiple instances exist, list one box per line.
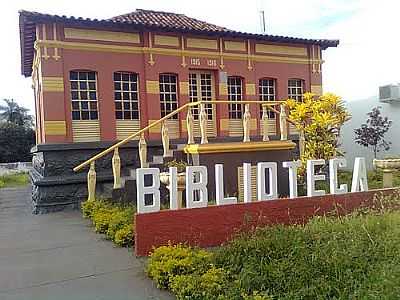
left=0, top=99, right=35, bottom=163
left=285, top=93, right=351, bottom=174
left=0, top=122, right=35, bottom=162
left=354, top=106, right=392, bottom=158
left=0, top=99, right=33, bottom=127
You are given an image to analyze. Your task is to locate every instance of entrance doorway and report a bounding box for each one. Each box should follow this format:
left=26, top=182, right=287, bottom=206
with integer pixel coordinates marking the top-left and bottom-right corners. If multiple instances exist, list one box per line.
left=188, top=71, right=217, bottom=137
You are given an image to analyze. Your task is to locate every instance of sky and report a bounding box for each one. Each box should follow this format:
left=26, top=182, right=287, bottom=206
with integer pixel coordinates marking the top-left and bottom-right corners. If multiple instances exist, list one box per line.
left=2, top=0, right=400, bottom=114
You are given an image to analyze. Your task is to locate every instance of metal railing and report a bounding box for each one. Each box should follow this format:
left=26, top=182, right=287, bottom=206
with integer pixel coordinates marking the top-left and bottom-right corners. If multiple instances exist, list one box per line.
left=73, top=100, right=299, bottom=201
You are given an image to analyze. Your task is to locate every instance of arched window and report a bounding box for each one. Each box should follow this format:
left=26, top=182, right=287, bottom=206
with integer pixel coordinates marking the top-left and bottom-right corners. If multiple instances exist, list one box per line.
left=259, top=78, right=276, bottom=118
left=227, top=76, right=243, bottom=119
left=70, top=70, right=98, bottom=120
left=288, top=79, right=304, bottom=101
left=159, top=73, right=178, bottom=119
left=113, top=72, right=140, bottom=120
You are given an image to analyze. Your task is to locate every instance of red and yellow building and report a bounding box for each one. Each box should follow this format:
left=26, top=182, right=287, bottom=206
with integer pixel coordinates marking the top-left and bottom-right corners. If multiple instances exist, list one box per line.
left=19, top=9, right=338, bottom=213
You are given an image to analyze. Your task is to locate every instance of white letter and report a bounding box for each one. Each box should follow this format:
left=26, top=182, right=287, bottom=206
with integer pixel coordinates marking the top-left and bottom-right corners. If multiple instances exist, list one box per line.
left=329, top=158, right=348, bottom=194
left=136, top=168, right=160, bottom=214
left=186, top=166, right=208, bottom=208
left=351, top=157, right=368, bottom=192
left=283, top=160, right=301, bottom=198
left=169, top=167, right=179, bottom=210
left=257, top=162, right=278, bottom=201
left=306, top=159, right=326, bottom=197
left=215, top=164, right=237, bottom=205
left=243, top=163, right=252, bottom=203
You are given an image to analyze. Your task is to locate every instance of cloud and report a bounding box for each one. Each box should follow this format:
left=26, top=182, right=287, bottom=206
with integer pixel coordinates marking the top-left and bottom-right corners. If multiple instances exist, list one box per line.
left=322, top=0, right=400, bottom=101
left=2, top=0, right=398, bottom=115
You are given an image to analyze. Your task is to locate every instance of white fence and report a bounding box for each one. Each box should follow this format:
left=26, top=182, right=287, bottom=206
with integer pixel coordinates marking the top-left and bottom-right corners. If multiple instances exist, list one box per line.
left=0, top=162, right=32, bottom=176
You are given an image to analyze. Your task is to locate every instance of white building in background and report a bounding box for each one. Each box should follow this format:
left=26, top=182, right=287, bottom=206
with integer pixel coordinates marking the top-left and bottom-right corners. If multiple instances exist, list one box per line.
left=340, top=84, right=400, bottom=170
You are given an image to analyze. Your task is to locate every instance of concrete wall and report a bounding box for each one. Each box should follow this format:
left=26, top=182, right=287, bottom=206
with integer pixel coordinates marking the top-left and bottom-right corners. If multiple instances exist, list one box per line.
left=340, top=96, right=400, bottom=170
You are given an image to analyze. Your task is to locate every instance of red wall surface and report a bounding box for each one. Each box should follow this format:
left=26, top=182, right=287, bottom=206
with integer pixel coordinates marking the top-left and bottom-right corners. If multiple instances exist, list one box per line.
left=135, top=188, right=398, bottom=256
left=34, top=24, right=323, bottom=144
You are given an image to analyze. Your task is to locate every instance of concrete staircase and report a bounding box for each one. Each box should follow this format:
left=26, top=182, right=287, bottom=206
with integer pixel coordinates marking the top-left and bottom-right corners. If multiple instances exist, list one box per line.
left=113, top=142, right=187, bottom=202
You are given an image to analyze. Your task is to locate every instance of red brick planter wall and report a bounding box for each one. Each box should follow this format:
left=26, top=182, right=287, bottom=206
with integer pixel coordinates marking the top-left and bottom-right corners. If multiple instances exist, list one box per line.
left=135, top=188, right=398, bottom=256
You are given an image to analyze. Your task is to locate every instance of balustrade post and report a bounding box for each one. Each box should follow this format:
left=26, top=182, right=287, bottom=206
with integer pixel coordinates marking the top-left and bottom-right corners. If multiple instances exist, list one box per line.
left=139, top=133, right=148, bottom=168
left=261, top=105, right=270, bottom=141
left=87, top=161, right=96, bottom=201
left=199, top=103, right=208, bottom=144
left=186, top=108, right=195, bottom=144
left=243, top=104, right=251, bottom=142
left=112, top=148, right=121, bottom=189
left=279, top=104, right=288, bottom=141
left=161, top=121, right=171, bottom=157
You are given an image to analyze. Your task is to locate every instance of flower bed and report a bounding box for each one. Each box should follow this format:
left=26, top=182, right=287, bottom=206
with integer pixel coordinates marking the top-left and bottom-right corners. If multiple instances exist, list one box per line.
left=81, top=199, right=135, bottom=247
left=146, top=192, right=400, bottom=299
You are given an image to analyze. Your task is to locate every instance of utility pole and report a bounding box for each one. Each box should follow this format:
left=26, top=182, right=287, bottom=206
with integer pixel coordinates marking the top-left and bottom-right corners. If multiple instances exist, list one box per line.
left=260, top=10, right=266, bottom=33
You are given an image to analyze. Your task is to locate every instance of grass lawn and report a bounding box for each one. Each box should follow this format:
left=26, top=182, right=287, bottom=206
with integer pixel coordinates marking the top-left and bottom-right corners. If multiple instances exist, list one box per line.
left=146, top=192, right=400, bottom=300
left=0, top=172, right=30, bottom=188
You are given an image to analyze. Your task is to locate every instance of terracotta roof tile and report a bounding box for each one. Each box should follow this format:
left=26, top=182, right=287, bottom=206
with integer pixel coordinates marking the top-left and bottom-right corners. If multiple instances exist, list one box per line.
left=110, top=9, right=231, bottom=33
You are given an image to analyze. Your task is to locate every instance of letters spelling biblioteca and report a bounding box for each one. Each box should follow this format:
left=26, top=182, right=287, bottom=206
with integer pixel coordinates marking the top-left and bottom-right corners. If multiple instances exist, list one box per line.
left=136, top=157, right=368, bottom=214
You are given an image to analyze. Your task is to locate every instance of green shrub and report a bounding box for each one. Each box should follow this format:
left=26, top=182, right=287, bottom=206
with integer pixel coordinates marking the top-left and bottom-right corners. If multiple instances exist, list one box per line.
left=146, top=243, right=212, bottom=289
left=169, top=267, right=229, bottom=300
left=0, top=179, right=4, bottom=188
left=80, top=199, right=135, bottom=247
left=147, top=194, right=400, bottom=299
left=92, top=206, right=118, bottom=234
left=114, top=224, right=134, bottom=247
left=106, top=206, right=135, bottom=240
left=214, top=211, right=400, bottom=299
left=81, top=199, right=96, bottom=218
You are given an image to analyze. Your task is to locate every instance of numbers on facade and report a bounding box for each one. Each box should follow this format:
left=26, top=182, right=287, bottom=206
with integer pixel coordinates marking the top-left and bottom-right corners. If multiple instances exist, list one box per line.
left=207, top=59, right=217, bottom=67
left=190, top=58, right=201, bottom=66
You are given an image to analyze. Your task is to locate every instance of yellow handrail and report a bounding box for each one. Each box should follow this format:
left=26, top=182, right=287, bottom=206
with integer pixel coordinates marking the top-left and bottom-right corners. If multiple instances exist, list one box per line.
left=73, top=99, right=293, bottom=172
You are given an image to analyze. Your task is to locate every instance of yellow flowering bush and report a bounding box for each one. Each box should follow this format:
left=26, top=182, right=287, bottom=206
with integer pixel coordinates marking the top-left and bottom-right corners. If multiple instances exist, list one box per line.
left=81, top=199, right=135, bottom=247
left=146, top=243, right=213, bottom=289
left=285, top=92, right=350, bottom=174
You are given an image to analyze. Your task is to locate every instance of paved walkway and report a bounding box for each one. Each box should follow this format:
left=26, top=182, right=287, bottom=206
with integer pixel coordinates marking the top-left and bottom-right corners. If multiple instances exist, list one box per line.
left=0, top=186, right=174, bottom=300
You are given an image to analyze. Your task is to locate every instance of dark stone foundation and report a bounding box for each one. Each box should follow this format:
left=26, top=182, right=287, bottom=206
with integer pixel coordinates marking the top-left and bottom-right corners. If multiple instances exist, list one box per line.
left=30, top=141, right=164, bottom=214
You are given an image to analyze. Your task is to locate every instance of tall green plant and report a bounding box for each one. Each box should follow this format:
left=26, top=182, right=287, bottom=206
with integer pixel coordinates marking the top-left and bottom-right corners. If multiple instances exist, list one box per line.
left=285, top=92, right=351, bottom=174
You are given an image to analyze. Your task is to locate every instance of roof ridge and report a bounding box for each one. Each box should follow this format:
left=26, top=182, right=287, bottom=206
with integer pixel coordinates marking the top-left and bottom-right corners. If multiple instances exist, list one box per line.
left=110, top=9, right=185, bottom=20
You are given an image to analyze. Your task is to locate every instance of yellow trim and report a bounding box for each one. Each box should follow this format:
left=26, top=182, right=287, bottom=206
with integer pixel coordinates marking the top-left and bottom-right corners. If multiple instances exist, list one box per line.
left=219, top=119, right=229, bottom=131
left=224, top=40, right=246, bottom=52
left=36, top=40, right=317, bottom=65
left=42, top=77, right=64, bottom=92
left=245, top=83, right=256, bottom=96
left=116, top=120, right=140, bottom=140
left=146, top=80, right=159, bottom=94
left=186, top=38, right=218, bottom=50
left=72, top=120, right=100, bottom=142
left=218, top=83, right=228, bottom=96
left=255, top=44, right=307, bottom=56
left=148, top=119, right=162, bottom=133
left=44, top=121, right=66, bottom=135
left=179, top=81, right=189, bottom=95
left=154, top=34, right=179, bottom=47
left=311, top=85, right=323, bottom=95
left=64, top=28, right=140, bottom=43
left=184, top=140, right=296, bottom=154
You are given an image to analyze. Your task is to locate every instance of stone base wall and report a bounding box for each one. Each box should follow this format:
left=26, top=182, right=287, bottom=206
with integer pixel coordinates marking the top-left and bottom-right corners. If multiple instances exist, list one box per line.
left=30, top=141, right=164, bottom=214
